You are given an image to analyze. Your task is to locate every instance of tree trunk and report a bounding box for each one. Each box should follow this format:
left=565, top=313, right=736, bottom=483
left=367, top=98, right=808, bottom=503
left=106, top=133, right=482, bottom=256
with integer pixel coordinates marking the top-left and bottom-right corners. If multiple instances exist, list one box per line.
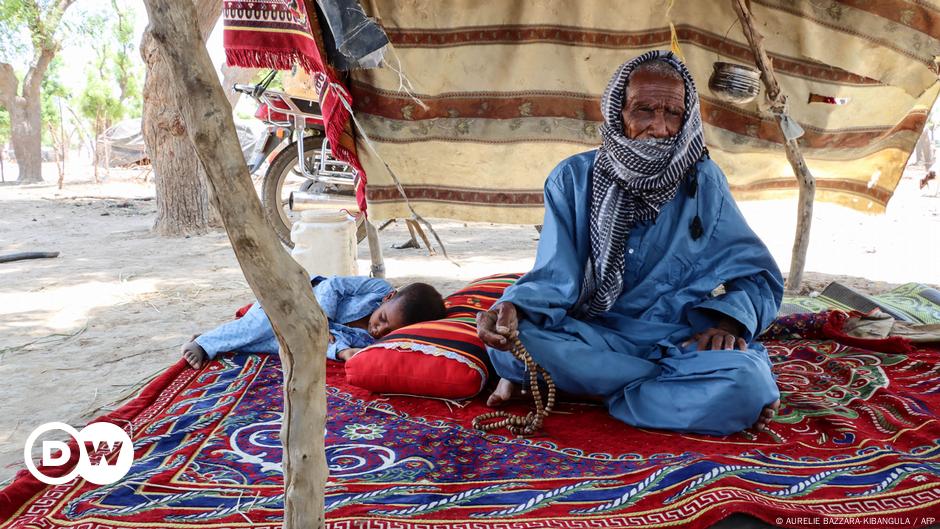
left=140, top=0, right=222, bottom=236
left=0, top=1, right=73, bottom=185
left=9, top=96, right=43, bottom=184
left=142, top=2, right=329, bottom=528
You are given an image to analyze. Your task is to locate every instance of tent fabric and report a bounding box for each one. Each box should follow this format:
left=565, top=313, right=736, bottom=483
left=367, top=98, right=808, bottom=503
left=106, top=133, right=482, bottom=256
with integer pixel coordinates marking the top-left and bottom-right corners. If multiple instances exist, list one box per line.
left=351, top=0, right=940, bottom=224
left=98, top=118, right=264, bottom=167
left=98, top=118, right=147, bottom=167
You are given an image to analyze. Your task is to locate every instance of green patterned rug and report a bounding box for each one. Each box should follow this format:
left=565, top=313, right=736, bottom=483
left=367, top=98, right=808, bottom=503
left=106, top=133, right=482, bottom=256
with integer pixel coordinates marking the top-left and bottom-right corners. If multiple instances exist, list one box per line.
left=780, top=282, right=940, bottom=324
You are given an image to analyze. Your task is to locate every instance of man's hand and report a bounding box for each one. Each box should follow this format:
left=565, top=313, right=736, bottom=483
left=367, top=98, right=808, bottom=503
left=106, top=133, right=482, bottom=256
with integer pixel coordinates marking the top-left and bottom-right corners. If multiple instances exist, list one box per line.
left=476, top=302, right=518, bottom=351
left=692, top=317, right=746, bottom=351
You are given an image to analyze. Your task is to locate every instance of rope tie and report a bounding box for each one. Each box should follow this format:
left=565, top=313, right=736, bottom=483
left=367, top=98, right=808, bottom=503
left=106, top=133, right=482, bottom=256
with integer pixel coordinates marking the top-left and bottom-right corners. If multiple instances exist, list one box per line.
left=472, top=337, right=556, bottom=437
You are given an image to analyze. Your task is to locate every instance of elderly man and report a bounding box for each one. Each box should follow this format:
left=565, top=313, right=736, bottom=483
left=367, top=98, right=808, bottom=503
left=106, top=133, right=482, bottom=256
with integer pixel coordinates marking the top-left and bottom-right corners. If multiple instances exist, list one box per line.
left=476, top=51, right=783, bottom=436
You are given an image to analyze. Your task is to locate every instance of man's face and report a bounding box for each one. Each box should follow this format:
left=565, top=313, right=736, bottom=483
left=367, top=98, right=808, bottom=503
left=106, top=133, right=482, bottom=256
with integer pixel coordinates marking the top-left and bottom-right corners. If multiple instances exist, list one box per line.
left=621, top=69, right=686, bottom=140
left=368, top=293, right=408, bottom=339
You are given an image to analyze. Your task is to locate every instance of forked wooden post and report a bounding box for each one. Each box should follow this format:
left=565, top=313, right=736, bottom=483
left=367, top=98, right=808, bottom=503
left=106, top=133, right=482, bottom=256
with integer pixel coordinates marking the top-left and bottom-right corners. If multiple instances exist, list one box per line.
left=141, top=1, right=328, bottom=527
left=732, top=0, right=817, bottom=292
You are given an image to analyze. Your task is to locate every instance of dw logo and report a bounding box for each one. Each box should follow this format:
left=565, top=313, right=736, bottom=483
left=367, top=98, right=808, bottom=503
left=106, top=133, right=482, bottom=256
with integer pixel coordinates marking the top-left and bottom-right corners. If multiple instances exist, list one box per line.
left=24, top=422, right=134, bottom=485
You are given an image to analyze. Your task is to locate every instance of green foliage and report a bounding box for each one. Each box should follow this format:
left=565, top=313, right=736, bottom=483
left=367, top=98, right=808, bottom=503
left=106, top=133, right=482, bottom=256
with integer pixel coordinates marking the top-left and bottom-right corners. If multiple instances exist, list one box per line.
left=253, top=70, right=286, bottom=92
left=79, top=72, right=123, bottom=125
left=1, top=0, right=79, bottom=150
left=0, top=107, right=10, bottom=145
left=113, top=1, right=142, bottom=118
left=0, top=0, right=144, bottom=152
left=0, top=0, right=76, bottom=66
left=0, top=0, right=40, bottom=64
left=40, top=56, right=68, bottom=145
left=75, top=0, right=143, bottom=128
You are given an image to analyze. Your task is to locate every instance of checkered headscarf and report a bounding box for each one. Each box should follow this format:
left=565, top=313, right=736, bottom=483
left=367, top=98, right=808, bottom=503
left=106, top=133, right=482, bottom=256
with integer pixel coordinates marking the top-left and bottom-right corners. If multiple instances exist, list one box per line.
left=574, top=51, right=705, bottom=319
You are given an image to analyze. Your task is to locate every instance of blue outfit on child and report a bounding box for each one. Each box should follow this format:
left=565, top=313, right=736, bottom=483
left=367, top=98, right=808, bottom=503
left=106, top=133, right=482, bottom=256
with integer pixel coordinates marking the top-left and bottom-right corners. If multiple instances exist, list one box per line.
left=195, top=276, right=392, bottom=361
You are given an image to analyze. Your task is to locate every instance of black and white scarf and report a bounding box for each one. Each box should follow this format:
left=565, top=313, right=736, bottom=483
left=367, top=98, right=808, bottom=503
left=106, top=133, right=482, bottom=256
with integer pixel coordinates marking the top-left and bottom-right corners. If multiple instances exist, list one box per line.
left=574, top=50, right=706, bottom=319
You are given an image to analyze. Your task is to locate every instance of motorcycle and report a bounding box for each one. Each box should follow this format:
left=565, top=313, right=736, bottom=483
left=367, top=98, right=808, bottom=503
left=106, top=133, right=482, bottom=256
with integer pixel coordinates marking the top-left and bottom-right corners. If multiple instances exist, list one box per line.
left=234, top=72, right=365, bottom=247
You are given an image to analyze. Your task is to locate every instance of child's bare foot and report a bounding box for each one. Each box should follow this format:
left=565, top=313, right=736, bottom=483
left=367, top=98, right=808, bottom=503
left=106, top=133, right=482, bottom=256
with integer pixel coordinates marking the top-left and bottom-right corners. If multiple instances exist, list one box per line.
left=754, top=399, right=780, bottom=431
left=181, top=336, right=208, bottom=369
left=486, top=378, right=525, bottom=407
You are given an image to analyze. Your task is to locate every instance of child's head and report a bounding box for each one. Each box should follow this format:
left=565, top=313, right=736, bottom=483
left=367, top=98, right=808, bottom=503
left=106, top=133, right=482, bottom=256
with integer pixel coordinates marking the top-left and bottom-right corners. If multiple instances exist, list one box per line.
left=368, top=282, right=446, bottom=338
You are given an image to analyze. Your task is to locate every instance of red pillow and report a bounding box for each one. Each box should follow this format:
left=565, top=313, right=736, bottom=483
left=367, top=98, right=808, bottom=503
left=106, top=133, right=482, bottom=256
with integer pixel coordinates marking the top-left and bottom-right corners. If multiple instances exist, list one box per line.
left=344, top=273, right=523, bottom=399
left=344, top=320, right=489, bottom=399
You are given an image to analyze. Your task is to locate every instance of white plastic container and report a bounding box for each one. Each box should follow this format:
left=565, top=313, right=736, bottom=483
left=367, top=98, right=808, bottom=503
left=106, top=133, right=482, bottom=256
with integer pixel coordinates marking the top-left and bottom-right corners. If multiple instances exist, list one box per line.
left=290, top=210, right=359, bottom=277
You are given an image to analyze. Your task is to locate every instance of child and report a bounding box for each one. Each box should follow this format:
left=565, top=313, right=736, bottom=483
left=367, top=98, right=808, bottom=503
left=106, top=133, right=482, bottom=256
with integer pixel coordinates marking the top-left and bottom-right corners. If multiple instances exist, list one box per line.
left=181, top=275, right=446, bottom=369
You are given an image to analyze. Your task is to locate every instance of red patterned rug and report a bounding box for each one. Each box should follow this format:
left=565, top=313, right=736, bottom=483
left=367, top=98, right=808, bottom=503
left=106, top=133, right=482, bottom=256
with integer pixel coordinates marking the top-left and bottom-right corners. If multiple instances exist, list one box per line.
left=2, top=313, right=939, bottom=528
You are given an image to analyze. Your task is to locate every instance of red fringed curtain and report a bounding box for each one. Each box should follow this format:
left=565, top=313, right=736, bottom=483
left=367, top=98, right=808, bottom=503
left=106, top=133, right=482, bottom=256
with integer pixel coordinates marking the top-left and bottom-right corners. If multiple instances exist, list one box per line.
left=222, top=0, right=367, bottom=214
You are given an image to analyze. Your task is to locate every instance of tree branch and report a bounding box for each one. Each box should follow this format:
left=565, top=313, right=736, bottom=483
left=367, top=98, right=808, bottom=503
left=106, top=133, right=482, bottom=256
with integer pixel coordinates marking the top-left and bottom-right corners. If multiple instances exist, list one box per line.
left=22, top=46, right=55, bottom=97
left=731, top=0, right=782, bottom=106
left=46, top=0, right=77, bottom=36
left=20, top=0, right=75, bottom=96
left=142, top=1, right=328, bottom=527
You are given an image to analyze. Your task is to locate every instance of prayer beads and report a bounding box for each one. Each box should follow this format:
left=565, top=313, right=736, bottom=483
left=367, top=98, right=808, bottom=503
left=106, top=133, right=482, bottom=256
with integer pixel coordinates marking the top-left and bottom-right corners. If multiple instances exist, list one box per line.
left=472, top=337, right=556, bottom=437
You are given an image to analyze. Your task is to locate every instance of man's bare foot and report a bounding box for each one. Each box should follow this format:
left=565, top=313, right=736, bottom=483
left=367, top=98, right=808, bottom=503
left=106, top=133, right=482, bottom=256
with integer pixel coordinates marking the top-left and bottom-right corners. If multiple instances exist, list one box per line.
left=486, top=378, right=524, bottom=407
left=181, top=336, right=208, bottom=369
left=754, top=399, right=780, bottom=431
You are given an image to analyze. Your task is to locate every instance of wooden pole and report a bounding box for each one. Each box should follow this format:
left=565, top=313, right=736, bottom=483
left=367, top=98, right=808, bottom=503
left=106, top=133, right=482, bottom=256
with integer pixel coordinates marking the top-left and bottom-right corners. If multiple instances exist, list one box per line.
left=365, top=218, right=386, bottom=278
left=93, top=110, right=100, bottom=183
left=141, top=1, right=328, bottom=528
left=58, top=97, right=65, bottom=189
left=731, top=0, right=816, bottom=292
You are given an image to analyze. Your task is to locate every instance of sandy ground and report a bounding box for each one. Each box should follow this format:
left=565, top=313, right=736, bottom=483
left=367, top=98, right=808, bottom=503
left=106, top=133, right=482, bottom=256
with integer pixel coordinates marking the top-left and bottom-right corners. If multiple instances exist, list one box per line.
left=0, top=161, right=938, bottom=485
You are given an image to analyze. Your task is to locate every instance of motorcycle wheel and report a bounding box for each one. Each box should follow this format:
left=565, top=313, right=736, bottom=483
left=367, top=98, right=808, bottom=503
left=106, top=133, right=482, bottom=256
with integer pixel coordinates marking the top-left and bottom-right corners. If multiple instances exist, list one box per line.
left=261, top=137, right=366, bottom=248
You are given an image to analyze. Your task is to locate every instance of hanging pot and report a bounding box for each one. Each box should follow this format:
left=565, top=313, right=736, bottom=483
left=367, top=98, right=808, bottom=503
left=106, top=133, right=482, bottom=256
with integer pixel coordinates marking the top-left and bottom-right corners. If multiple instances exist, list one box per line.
left=708, top=62, right=761, bottom=105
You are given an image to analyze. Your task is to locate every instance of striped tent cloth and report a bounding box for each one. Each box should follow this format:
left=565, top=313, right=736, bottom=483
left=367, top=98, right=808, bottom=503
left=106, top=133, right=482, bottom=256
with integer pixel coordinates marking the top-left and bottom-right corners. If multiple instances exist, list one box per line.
left=350, top=0, right=940, bottom=223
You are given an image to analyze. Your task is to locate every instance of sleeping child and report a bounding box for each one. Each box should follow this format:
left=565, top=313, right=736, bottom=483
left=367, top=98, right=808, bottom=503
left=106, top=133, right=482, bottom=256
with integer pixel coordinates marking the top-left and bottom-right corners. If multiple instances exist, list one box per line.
left=181, top=275, right=446, bottom=369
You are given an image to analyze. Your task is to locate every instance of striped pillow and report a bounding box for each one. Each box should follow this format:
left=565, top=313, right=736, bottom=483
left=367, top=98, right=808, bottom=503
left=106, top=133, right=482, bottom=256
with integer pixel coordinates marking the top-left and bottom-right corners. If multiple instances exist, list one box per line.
left=445, top=273, right=525, bottom=318
left=344, top=273, right=523, bottom=399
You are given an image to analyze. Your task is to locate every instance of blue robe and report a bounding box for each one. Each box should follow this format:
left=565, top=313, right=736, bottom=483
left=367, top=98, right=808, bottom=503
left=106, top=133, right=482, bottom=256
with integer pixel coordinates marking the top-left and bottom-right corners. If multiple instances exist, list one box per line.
left=195, top=276, right=392, bottom=361
left=489, top=151, right=784, bottom=436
